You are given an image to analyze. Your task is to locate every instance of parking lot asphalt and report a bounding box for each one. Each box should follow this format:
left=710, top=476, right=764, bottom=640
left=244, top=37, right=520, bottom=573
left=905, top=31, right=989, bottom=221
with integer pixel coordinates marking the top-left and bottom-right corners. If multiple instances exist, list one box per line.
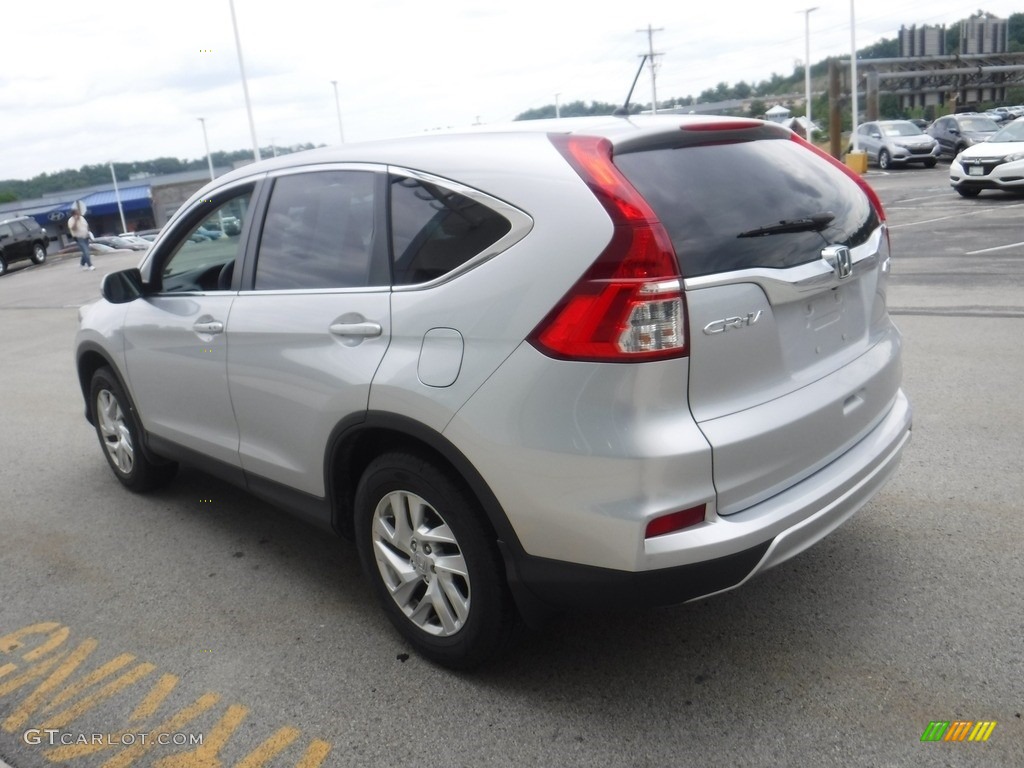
left=0, top=165, right=1022, bottom=768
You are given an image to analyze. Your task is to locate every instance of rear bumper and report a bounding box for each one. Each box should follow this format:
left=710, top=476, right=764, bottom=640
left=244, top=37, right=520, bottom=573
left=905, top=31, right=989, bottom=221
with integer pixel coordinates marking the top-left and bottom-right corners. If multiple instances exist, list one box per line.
left=503, top=388, right=912, bottom=613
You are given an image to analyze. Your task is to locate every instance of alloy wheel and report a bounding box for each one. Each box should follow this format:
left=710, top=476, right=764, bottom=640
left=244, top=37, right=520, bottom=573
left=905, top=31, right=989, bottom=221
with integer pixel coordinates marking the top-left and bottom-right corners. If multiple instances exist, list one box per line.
left=96, top=389, right=135, bottom=475
left=370, top=489, right=470, bottom=637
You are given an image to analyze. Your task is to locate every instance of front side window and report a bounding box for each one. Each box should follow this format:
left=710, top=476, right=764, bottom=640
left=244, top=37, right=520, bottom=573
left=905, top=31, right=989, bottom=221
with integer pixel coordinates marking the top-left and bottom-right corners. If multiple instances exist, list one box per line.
left=254, top=171, right=383, bottom=291
left=160, top=189, right=253, bottom=293
left=390, top=176, right=512, bottom=286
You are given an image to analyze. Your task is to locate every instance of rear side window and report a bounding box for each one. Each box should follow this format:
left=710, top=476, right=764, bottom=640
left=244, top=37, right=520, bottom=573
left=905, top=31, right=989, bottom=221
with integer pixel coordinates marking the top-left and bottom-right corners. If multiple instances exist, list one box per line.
left=255, top=171, right=385, bottom=290
left=389, top=176, right=511, bottom=285
left=614, top=138, right=878, bottom=277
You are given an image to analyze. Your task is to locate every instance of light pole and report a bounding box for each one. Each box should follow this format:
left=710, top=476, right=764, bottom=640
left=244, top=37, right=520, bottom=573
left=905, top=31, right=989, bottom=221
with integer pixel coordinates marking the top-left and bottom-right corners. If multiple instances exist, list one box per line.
left=330, top=80, right=345, bottom=143
left=555, top=93, right=561, bottom=119
left=850, top=0, right=860, bottom=152
left=198, top=117, right=216, bottom=182
left=109, top=163, right=127, bottom=234
left=228, top=0, right=261, bottom=162
left=801, top=7, right=818, bottom=143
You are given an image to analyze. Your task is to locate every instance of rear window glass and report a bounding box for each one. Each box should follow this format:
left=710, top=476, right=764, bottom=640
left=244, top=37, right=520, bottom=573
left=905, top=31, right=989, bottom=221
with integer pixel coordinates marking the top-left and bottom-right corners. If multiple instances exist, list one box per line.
left=614, top=138, right=878, bottom=277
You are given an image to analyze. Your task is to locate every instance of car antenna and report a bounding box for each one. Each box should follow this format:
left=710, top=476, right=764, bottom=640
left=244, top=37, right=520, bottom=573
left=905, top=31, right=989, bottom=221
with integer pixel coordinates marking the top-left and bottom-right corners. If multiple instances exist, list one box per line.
left=614, top=54, right=648, bottom=117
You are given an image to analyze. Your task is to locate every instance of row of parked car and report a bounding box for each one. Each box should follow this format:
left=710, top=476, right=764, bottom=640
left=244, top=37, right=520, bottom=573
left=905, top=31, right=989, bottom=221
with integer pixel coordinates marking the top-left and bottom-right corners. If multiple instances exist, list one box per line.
left=0, top=214, right=247, bottom=276
left=848, top=113, right=1024, bottom=198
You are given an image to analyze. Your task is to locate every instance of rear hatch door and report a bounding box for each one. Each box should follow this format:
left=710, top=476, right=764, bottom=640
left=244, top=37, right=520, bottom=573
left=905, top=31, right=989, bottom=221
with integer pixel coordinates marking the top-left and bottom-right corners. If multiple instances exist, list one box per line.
left=615, top=125, right=902, bottom=514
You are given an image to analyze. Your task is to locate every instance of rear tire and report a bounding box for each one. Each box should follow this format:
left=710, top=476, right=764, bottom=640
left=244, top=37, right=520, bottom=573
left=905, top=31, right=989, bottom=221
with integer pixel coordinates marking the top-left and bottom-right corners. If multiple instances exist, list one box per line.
left=90, top=367, right=177, bottom=491
left=354, top=452, right=519, bottom=669
left=0, top=254, right=7, bottom=276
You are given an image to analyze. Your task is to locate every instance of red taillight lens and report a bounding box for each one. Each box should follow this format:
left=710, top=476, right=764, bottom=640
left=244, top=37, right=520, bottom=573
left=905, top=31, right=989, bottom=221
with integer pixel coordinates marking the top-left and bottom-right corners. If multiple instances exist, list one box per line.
left=530, top=135, right=687, bottom=363
left=645, top=505, right=707, bottom=538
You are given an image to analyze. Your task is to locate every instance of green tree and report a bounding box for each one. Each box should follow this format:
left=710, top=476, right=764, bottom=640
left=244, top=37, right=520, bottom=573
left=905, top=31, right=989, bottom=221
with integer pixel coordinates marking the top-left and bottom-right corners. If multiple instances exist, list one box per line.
left=860, top=37, right=898, bottom=59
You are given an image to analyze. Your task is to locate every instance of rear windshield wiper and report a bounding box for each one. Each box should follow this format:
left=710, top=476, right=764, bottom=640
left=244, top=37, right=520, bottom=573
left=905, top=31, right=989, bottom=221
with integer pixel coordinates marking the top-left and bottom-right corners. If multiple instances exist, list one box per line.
left=737, top=211, right=835, bottom=238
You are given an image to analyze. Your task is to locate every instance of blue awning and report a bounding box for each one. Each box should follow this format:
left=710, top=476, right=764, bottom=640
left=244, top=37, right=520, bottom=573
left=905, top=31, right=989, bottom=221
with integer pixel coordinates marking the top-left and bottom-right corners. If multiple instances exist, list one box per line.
left=47, top=185, right=152, bottom=219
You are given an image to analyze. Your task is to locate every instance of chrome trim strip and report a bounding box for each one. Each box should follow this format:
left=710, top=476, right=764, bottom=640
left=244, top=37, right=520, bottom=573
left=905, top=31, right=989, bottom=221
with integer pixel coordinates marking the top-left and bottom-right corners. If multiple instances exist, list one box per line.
left=682, top=226, right=884, bottom=304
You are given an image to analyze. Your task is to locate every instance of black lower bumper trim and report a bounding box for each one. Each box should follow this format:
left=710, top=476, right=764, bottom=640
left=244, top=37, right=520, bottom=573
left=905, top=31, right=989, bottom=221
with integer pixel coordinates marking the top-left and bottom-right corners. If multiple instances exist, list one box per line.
left=499, top=540, right=772, bottom=622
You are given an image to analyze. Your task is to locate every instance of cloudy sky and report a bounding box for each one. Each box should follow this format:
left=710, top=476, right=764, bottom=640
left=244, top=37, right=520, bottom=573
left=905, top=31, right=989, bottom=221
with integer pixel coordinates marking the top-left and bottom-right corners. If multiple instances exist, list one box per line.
left=2, top=0, right=1020, bottom=181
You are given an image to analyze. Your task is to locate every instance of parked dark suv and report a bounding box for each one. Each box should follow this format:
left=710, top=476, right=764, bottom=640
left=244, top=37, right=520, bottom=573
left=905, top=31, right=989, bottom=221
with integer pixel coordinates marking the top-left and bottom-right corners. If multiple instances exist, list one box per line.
left=0, top=216, right=50, bottom=275
left=927, top=113, right=1000, bottom=159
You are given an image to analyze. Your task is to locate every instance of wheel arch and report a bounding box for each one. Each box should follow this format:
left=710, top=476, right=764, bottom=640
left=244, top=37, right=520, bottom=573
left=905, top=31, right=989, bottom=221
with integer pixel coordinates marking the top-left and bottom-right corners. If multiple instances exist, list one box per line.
left=326, top=412, right=523, bottom=553
left=76, top=344, right=119, bottom=425
left=75, top=345, right=169, bottom=468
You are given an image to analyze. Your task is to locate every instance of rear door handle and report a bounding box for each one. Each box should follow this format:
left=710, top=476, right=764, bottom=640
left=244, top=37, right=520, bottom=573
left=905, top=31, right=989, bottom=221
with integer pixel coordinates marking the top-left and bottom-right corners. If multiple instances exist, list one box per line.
left=329, top=321, right=382, bottom=339
left=193, top=320, right=224, bottom=334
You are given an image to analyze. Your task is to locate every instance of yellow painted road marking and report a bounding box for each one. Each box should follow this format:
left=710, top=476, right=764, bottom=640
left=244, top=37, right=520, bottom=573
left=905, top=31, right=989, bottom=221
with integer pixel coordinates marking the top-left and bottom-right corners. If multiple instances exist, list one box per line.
left=1, top=621, right=334, bottom=768
left=236, top=726, right=300, bottom=768
left=153, top=703, right=248, bottom=768
left=0, top=622, right=71, bottom=662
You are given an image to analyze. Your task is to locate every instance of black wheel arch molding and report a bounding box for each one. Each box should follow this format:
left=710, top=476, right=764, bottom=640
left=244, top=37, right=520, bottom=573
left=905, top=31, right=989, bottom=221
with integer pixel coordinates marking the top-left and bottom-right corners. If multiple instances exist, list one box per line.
left=325, top=411, right=525, bottom=549
left=76, top=343, right=175, bottom=471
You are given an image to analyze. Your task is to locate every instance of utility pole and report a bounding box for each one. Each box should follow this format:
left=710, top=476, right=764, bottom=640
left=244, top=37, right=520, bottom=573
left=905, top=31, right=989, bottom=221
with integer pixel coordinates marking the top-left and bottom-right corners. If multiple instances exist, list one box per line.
left=330, top=80, right=345, bottom=143
left=637, top=24, right=663, bottom=114
left=801, top=7, right=818, bottom=142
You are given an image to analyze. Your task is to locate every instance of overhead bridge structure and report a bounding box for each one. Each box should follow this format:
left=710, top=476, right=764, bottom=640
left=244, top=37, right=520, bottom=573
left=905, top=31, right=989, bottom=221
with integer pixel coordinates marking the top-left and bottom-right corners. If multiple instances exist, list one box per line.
left=828, top=52, right=1024, bottom=157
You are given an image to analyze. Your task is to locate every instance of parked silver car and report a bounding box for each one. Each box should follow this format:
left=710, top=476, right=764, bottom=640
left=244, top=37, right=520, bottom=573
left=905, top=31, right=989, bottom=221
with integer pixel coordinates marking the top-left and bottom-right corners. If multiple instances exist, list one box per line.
left=850, top=119, right=940, bottom=169
left=75, top=116, right=912, bottom=667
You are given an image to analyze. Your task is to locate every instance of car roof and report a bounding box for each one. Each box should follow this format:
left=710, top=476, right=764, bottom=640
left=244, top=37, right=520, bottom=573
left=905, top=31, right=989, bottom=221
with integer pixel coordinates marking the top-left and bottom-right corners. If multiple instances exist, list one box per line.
left=207, top=114, right=781, bottom=188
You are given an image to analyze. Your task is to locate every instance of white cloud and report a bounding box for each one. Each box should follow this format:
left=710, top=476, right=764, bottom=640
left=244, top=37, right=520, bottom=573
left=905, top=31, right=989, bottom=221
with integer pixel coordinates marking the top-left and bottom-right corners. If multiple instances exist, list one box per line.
left=2, top=0, right=1019, bottom=180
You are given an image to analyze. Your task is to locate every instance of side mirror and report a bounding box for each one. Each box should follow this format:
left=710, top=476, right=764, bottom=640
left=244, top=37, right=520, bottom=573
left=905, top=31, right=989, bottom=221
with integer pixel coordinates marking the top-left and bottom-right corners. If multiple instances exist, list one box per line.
left=101, top=268, right=145, bottom=304
left=949, top=128, right=960, bottom=135
left=870, top=132, right=882, bottom=139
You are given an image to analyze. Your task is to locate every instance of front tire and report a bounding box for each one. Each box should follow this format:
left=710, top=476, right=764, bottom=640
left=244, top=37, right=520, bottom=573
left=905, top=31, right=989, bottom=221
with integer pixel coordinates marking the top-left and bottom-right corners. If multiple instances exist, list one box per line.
left=924, top=158, right=937, bottom=168
left=31, top=244, right=46, bottom=264
left=354, top=452, right=518, bottom=669
left=955, top=187, right=982, bottom=198
left=878, top=149, right=891, bottom=170
left=90, top=367, right=177, bottom=491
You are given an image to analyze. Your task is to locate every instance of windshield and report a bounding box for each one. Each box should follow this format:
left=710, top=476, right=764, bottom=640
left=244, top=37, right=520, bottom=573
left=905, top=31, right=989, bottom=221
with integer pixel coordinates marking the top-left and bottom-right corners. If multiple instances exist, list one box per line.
left=959, top=116, right=998, bottom=132
left=881, top=122, right=922, bottom=137
left=991, top=119, right=1024, bottom=143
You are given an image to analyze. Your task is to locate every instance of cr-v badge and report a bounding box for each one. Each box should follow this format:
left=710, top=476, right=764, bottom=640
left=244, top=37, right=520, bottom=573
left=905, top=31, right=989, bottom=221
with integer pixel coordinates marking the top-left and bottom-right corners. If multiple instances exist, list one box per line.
left=822, top=244, right=853, bottom=279
left=703, top=311, right=763, bottom=335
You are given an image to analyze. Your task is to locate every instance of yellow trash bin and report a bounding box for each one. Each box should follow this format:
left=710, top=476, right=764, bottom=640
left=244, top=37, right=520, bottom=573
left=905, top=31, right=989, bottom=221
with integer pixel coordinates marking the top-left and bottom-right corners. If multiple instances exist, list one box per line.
left=845, top=151, right=868, bottom=174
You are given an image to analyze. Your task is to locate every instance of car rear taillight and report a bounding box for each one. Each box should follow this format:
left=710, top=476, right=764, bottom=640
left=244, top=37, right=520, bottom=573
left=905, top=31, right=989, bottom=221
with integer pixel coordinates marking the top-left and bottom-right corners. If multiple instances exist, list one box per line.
left=529, top=134, right=687, bottom=363
left=645, top=505, right=707, bottom=538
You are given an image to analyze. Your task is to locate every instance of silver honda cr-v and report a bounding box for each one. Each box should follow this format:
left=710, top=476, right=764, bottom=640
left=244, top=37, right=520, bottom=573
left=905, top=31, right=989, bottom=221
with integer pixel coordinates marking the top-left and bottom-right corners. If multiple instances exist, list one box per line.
left=75, top=115, right=912, bottom=668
